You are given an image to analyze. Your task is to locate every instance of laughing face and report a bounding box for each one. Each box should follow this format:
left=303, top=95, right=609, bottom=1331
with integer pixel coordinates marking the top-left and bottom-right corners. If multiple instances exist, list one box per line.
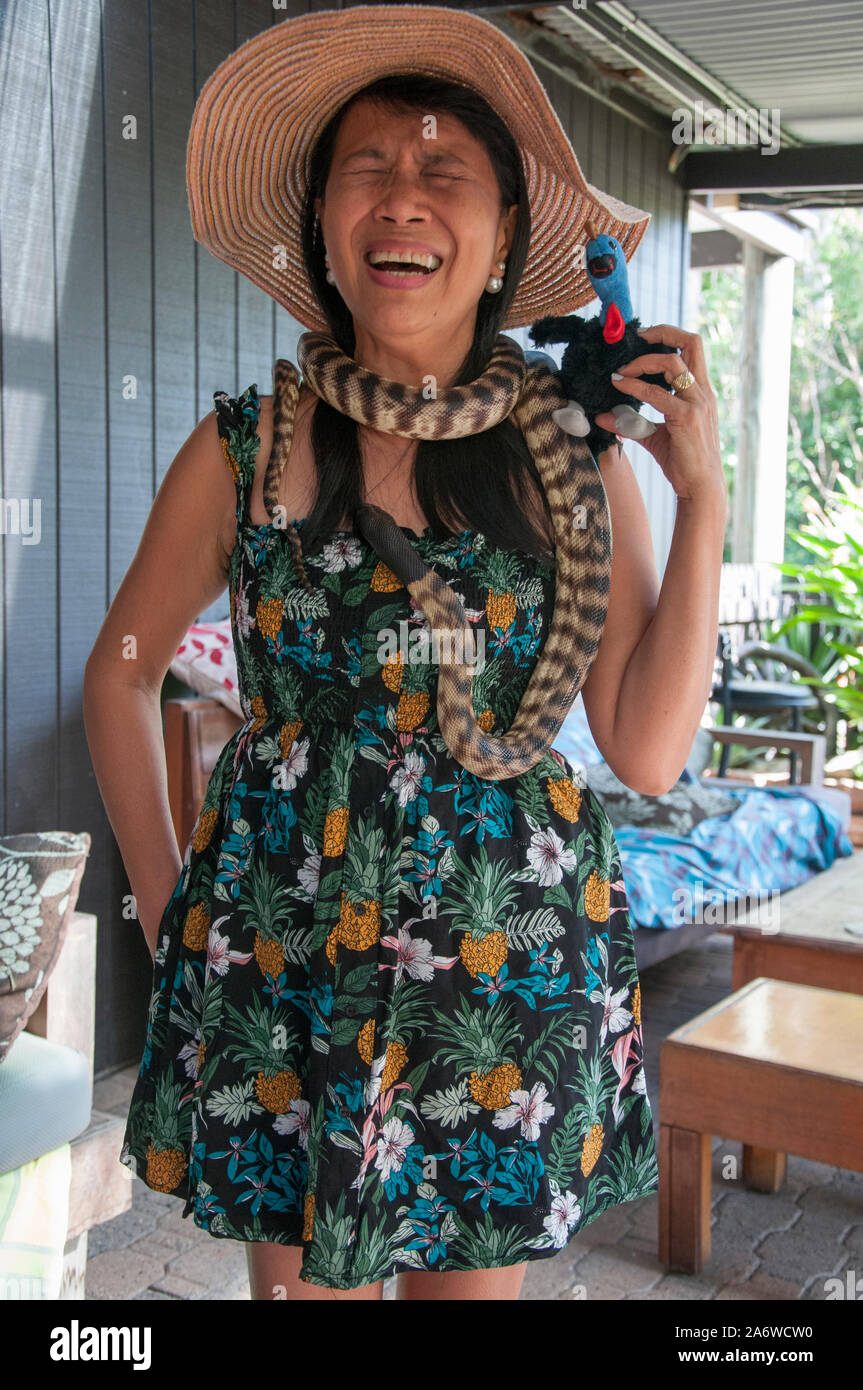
left=314, top=96, right=518, bottom=382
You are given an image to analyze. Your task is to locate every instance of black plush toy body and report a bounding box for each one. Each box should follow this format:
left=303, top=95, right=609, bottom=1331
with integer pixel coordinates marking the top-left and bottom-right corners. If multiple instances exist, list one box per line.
left=527, top=220, right=678, bottom=457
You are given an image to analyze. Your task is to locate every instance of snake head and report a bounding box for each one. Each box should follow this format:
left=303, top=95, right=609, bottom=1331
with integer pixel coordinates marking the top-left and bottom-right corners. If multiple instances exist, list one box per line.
left=353, top=503, right=429, bottom=585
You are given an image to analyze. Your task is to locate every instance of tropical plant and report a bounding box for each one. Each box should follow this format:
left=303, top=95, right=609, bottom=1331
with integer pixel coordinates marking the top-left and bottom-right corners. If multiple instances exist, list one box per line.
left=690, top=208, right=863, bottom=567
left=767, top=474, right=863, bottom=757
left=785, top=207, right=863, bottom=560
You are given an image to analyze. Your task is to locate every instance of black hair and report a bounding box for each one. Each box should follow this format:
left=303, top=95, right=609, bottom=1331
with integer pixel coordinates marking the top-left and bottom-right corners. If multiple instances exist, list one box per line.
left=294, top=73, right=555, bottom=564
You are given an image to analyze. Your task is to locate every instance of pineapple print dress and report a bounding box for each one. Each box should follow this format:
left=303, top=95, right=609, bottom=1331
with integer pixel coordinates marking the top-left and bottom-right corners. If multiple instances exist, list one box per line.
left=119, top=378, right=659, bottom=1290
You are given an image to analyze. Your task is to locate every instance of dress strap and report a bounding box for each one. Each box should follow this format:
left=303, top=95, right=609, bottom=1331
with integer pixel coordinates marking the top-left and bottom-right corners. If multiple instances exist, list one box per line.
left=213, top=383, right=260, bottom=527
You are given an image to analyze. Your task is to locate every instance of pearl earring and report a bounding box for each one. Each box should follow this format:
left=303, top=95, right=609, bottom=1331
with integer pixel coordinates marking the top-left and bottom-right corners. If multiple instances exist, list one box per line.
left=485, top=259, right=506, bottom=293
left=323, top=246, right=336, bottom=285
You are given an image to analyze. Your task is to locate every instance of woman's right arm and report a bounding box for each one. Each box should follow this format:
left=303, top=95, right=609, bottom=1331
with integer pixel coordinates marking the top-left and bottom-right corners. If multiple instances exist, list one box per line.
left=83, top=407, right=240, bottom=963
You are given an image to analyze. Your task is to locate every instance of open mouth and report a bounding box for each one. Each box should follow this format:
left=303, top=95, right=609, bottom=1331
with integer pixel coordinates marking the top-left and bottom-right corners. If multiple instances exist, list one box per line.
left=364, top=250, right=442, bottom=280
left=588, top=253, right=615, bottom=278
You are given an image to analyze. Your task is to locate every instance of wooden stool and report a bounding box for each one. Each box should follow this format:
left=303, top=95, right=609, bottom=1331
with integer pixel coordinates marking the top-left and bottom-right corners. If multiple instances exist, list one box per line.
left=658, top=976, right=863, bottom=1273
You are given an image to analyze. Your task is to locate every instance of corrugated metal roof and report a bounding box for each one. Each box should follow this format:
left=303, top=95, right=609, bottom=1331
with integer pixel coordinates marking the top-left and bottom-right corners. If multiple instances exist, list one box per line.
left=523, top=7, right=681, bottom=119
left=529, top=1, right=863, bottom=144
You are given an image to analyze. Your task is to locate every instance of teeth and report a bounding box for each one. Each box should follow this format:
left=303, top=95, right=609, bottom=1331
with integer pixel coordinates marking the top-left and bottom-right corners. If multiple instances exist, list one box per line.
left=367, top=249, right=441, bottom=270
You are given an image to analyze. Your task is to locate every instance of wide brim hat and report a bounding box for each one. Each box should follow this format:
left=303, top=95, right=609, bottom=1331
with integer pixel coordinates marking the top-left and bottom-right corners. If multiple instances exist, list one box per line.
left=186, top=3, right=651, bottom=331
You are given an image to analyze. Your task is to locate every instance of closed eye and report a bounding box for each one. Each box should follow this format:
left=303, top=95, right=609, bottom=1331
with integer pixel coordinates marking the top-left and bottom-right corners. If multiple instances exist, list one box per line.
left=346, top=169, right=462, bottom=179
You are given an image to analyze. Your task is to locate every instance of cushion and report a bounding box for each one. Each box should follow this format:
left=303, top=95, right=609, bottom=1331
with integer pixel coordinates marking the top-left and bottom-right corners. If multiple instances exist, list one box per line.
left=0, top=831, right=91, bottom=1063
left=171, top=619, right=243, bottom=717
left=616, top=784, right=853, bottom=931
left=0, top=1029, right=91, bottom=1175
left=583, top=762, right=739, bottom=834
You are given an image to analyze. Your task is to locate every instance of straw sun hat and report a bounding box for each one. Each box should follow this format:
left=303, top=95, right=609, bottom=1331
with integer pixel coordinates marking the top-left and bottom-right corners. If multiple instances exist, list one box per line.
left=185, top=3, right=651, bottom=331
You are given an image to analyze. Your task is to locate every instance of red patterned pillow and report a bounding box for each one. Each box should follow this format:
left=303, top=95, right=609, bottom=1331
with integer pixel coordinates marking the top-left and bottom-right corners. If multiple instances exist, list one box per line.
left=171, top=620, right=242, bottom=716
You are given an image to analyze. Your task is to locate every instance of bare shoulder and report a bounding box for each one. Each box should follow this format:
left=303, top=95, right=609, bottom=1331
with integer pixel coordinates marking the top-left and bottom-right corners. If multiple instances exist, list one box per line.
left=85, top=405, right=242, bottom=690
left=181, top=407, right=239, bottom=569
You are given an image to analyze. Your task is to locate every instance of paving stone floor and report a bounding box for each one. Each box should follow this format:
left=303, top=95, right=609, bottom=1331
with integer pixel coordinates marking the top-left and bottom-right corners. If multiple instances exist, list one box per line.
left=88, top=931, right=863, bottom=1300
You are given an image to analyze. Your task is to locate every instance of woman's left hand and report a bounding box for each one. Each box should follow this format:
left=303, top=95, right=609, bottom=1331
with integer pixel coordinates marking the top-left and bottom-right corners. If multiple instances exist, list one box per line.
left=593, top=323, right=726, bottom=503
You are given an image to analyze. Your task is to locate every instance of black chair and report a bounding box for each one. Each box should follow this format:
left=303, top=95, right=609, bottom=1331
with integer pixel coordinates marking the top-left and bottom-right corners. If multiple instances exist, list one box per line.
left=710, top=562, right=838, bottom=786
left=712, top=634, right=830, bottom=784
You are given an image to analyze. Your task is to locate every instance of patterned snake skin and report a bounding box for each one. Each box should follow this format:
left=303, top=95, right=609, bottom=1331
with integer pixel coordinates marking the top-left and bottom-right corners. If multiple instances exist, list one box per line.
left=261, top=331, right=612, bottom=781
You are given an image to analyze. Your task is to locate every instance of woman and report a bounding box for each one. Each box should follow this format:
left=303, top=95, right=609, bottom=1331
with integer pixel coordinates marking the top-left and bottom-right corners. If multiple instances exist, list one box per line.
left=83, top=6, right=726, bottom=1301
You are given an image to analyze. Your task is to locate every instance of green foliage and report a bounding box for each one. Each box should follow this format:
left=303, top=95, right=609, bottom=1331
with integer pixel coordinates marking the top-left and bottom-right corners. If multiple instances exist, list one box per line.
left=689, top=208, right=863, bottom=570
left=786, top=208, right=863, bottom=565
left=769, top=473, right=863, bottom=741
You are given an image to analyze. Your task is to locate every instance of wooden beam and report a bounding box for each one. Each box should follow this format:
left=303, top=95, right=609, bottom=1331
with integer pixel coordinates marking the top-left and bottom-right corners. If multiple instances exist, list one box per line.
left=691, top=203, right=809, bottom=261
left=682, top=144, right=863, bottom=193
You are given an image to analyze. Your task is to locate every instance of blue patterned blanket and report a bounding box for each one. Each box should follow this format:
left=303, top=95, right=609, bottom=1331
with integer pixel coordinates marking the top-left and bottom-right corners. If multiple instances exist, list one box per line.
left=552, top=703, right=854, bottom=930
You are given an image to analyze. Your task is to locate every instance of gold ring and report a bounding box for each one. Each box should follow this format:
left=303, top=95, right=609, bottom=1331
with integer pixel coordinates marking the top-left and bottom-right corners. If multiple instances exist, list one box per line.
left=670, top=369, right=696, bottom=392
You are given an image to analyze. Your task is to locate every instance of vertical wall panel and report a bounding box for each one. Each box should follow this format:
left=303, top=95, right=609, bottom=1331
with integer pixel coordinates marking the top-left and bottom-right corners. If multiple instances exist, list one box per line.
left=235, top=1, right=280, bottom=445
left=2, top=0, right=58, bottom=833
left=99, top=0, right=157, bottom=1069
left=192, top=3, right=240, bottom=430
left=51, top=3, right=121, bottom=1064
left=271, top=5, right=315, bottom=421
left=103, top=2, right=153, bottom=596
left=152, top=0, right=224, bottom=642
left=152, top=0, right=197, bottom=492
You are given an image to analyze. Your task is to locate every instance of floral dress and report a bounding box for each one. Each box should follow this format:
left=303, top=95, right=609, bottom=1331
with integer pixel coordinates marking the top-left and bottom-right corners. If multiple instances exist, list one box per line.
left=119, top=378, right=659, bottom=1290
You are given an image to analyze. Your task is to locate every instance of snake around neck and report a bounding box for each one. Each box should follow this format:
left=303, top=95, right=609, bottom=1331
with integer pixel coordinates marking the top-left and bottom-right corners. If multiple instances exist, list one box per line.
left=262, top=330, right=612, bottom=781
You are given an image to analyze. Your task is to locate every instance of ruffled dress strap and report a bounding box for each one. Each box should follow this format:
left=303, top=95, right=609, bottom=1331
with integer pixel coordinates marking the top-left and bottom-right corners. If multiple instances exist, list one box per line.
left=213, top=383, right=260, bottom=529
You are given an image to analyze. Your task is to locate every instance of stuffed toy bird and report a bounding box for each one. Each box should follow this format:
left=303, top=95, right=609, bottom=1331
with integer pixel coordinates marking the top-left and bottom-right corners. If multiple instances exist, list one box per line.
left=527, top=218, right=678, bottom=458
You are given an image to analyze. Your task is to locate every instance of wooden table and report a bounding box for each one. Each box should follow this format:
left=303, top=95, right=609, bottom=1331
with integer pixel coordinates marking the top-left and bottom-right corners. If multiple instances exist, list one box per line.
left=659, top=976, right=863, bottom=1273
left=725, top=848, right=863, bottom=994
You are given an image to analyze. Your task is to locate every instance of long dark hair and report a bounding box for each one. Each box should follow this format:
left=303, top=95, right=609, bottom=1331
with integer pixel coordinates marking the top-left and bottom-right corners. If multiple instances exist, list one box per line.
left=296, top=74, right=555, bottom=564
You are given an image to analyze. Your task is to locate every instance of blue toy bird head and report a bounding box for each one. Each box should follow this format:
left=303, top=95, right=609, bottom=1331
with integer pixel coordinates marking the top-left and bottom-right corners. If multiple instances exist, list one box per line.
left=580, top=223, right=628, bottom=314
left=584, top=219, right=633, bottom=324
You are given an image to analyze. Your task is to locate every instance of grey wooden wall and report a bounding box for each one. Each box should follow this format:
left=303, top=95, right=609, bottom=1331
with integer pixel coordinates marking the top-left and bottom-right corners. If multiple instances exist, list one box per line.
left=0, top=0, right=686, bottom=1075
